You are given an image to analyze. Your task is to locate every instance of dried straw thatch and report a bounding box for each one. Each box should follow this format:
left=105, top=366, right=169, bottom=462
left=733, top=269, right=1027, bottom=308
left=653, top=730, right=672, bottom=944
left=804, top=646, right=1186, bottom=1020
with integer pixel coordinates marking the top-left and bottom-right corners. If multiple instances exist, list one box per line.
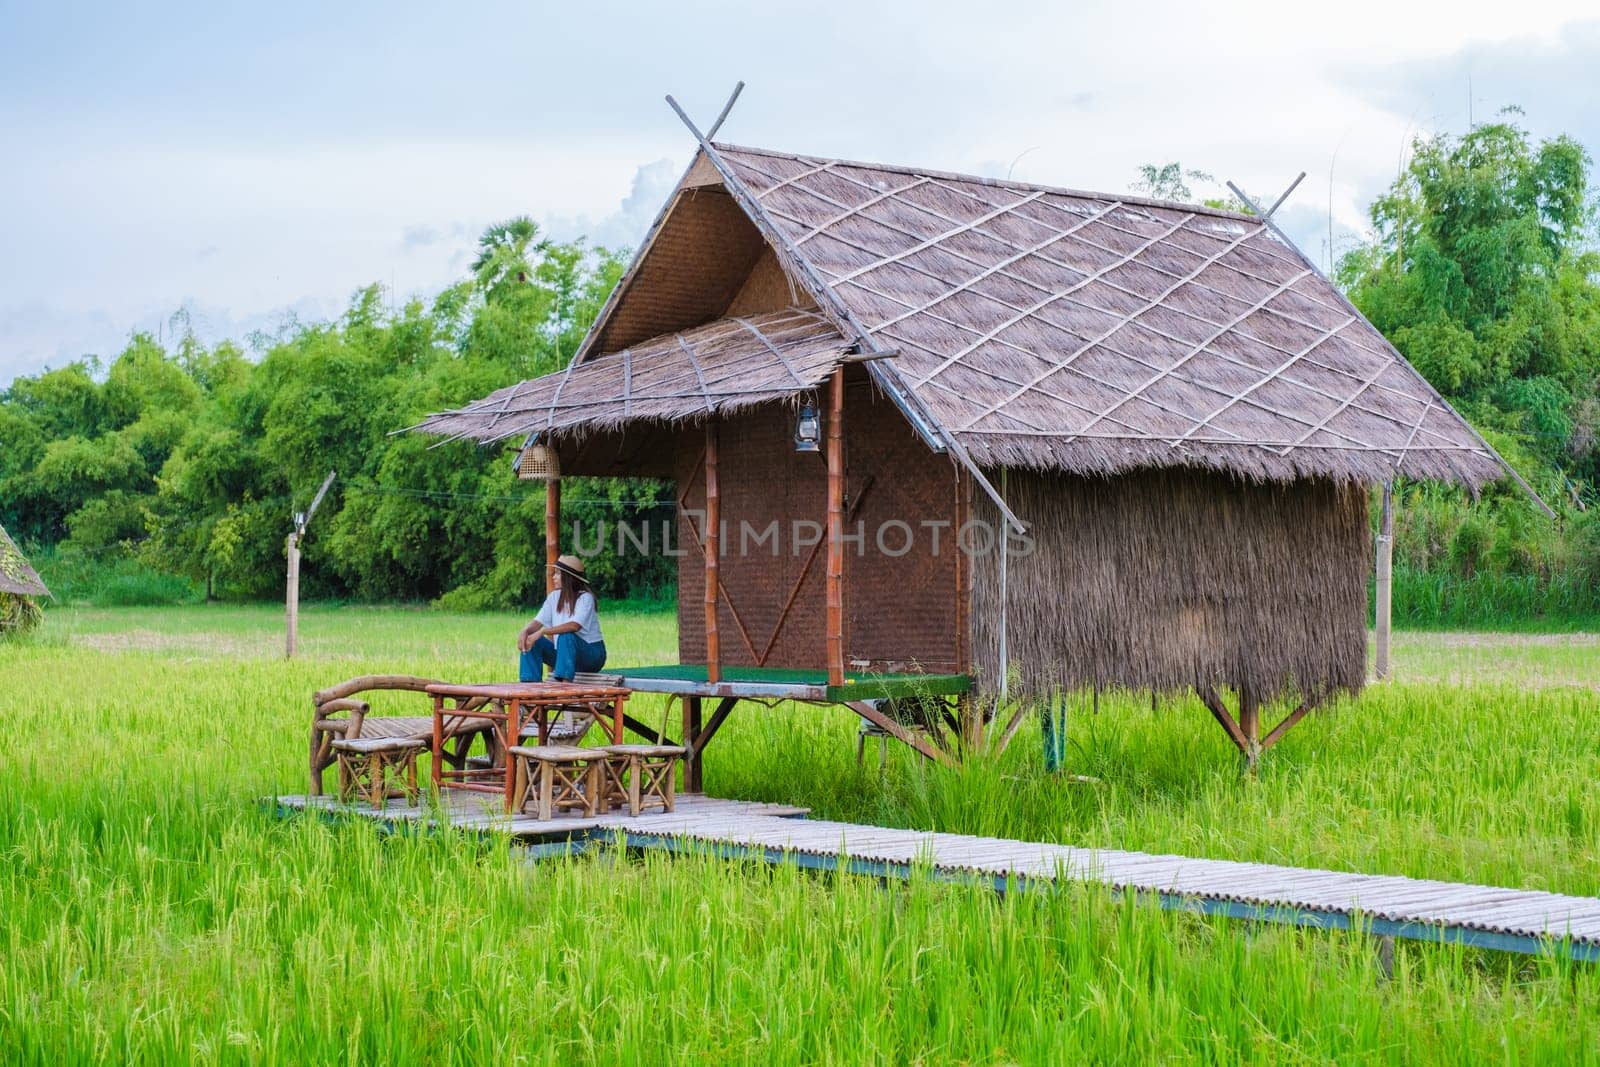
left=711, top=144, right=1506, bottom=487
left=414, top=308, right=850, bottom=445
left=0, top=524, right=49, bottom=598
left=970, top=468, right=1369, bottom=702
left=419, top=138, right=1513, bottom=497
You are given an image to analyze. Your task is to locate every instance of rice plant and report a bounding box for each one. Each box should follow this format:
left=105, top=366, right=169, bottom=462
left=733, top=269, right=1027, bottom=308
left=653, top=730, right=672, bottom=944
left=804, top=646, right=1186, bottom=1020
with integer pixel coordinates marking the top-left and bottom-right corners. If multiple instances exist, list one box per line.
left=3, top=603, right=1599, bottom=1062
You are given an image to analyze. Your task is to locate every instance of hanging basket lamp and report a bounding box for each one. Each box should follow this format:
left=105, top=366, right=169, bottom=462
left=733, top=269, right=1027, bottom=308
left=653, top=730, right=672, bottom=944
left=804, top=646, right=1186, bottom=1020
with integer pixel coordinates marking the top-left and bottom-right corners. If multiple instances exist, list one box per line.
left=514, top=437, right=561, bottom=481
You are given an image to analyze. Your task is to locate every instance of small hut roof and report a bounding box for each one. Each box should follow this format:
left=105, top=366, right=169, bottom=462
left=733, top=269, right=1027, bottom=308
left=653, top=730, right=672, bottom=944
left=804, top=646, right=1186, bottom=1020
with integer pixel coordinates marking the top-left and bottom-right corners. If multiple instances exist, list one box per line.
left=414, top=307, right=852, bottom=444
left=0, top=524, right=48, bottom=598
left=707, top=144, right=1506, bottom=486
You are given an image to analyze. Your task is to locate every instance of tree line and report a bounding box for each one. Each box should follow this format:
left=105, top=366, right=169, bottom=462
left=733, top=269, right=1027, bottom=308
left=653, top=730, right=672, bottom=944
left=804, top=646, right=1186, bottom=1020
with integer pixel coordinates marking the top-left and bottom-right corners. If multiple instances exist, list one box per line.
left=1, top=220, right=673, bottom=607
left=2, top=113, right=1596, bottom=620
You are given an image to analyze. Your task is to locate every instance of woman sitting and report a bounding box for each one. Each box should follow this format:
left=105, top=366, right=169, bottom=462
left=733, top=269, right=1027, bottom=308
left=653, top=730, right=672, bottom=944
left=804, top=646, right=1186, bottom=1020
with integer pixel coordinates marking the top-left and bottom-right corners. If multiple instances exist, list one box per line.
left=517, top=555, right=607, bottom=683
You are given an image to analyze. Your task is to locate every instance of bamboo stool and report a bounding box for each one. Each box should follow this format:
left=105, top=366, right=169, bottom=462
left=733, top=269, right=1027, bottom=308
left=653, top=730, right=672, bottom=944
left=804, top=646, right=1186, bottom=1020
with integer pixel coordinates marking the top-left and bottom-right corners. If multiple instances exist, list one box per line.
left=856, top=720, right=932, bottom=770
left=332, top=737, right=426, bottom=808
left=508, top=745, right=604, bottom=821
left=598, top=744, right=688, bottom=816
left=591, top=748, right=629, bottom=814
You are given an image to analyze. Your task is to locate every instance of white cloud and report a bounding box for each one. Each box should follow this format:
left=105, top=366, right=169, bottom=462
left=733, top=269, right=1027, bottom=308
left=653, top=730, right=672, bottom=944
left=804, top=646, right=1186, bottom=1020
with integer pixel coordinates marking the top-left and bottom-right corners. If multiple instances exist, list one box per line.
left=6, top=3, right=1600, bottom=387
left=542, top=158, right=680, bottom=250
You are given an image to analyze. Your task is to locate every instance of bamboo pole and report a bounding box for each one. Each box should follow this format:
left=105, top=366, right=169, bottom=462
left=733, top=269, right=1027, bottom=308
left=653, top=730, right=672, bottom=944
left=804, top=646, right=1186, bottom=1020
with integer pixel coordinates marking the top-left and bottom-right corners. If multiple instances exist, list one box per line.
left=825, top=368, right=845, bottom=686
left=1375, top=481, right=1394, bottom=680
left=285, top=533, right=300, bottom=658
left=545, top=478, right=561, bottom=595
left=704, top=420, right=721, bottom=683
left=284, top=470, right=335, bottom=660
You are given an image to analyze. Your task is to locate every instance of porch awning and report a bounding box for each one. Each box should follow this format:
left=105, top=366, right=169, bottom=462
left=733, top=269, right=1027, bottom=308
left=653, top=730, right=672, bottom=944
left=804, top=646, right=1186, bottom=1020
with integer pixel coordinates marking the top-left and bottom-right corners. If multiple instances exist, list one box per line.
left=413, top=307, right=854, bottom=445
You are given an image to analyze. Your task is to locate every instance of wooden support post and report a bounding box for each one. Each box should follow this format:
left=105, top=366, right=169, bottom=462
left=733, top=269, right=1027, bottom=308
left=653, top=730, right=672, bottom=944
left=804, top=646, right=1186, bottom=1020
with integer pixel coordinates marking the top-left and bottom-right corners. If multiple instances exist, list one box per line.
left=1375, top=481, right=1394, bottom=681
left=688, top=697, right=737, bottom=764
left=545, top=478, right=561, bottom=595
left=846, top=701, right=953, bottom=766
left=1198, top=685, right=1249, bottom=758
left=704, top=420, right=721, bottom=683
left=1260, top=702, right=1312, bottom=751
left=960, top=468, right=982, bottom=748
left=825, top=368, right=845, bottom=687
left=1239, top=690, right=1261, bottom=769
left=285, top=470, right=335, bottom=660
left=622, top=713, right=678, bottom=747
left=993, top=698, right=1033, bottom=756
left=683, top=696, right=705, bottom=792
left=285, top=532, right=300, bottom=658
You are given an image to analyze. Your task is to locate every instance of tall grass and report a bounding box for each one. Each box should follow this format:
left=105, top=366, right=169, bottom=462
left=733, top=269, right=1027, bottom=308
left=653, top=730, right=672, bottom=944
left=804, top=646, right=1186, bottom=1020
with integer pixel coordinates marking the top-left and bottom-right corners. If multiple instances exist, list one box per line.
left=1388, top=565, right=1600, bottom=630
left=29, top=545, right=203, bottom=607
left=3, top=605, right=1599, bottom=1062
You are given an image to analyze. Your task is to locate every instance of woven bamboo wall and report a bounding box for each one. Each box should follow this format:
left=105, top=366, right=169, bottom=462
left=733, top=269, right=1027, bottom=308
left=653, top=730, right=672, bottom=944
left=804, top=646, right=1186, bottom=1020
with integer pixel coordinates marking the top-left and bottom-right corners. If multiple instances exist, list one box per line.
left=969, top=469, right=1369, bottom=703
left=590, top=186, right=767, bottom=355
left=842, top=377, right=963, bottom=673
left=676, top=374, right=961, bottom=672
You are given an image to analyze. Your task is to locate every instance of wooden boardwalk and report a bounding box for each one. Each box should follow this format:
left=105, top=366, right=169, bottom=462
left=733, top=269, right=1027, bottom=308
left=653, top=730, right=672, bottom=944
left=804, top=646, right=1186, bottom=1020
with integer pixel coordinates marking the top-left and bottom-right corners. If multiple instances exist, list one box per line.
left=274, top=793, right=1600, bottom=961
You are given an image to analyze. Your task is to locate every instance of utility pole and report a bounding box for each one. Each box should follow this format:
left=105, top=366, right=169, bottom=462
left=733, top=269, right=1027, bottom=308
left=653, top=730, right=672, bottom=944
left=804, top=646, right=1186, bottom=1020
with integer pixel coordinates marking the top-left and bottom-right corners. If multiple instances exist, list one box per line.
left=286, top=470, right=337, bottom=659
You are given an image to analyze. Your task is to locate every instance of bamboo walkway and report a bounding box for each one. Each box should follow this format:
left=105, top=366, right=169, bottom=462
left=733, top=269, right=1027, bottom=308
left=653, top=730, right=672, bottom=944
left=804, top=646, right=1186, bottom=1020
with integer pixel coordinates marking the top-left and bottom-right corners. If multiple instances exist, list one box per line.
left=273, top=793, right=1600, bottom=961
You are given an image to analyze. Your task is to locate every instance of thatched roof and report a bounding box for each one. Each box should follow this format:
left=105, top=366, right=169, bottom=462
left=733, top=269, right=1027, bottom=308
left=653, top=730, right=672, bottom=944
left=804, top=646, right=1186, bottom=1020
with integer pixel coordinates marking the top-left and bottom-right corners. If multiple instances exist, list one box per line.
left=709, top=144, right=1506, bottom=487
left=416, top=308, right=853, bottom=444
left=0, top=524, right=48, bottom=598
left=419, top=137, right=1516, bottom=490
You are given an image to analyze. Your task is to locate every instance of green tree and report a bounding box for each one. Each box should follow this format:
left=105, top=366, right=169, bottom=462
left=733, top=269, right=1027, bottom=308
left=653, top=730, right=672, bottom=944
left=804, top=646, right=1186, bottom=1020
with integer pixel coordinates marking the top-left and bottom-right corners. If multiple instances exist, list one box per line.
left=1338, top=112, right=1600, bottom=481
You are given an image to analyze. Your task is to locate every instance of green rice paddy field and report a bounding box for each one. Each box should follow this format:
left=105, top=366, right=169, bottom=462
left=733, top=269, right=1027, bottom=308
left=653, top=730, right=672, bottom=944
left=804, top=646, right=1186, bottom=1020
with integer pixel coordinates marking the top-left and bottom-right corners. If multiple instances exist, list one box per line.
left=4, top=604, right=1600, bottom=1063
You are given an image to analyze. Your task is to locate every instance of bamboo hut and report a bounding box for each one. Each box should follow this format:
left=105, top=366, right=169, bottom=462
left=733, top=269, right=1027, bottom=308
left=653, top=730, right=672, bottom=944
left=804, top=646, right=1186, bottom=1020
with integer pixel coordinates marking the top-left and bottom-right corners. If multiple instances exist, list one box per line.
left=415, top=126, right=1526, bottom=769
left=0, top=523, right=49, bottom=635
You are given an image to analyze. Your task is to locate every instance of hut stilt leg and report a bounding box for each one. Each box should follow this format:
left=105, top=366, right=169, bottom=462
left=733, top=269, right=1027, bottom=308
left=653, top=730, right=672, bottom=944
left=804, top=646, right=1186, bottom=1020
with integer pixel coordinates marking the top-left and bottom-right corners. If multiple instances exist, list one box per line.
left=1239, top=691, right=1261, bottom=770
left=1198, top=685, right=1250, bottom=762
left=994, top=699, right=1031, bottom=757
left=960, top=693, right=984, bottom=750
left=1260, top=703, right=1312, bottom=751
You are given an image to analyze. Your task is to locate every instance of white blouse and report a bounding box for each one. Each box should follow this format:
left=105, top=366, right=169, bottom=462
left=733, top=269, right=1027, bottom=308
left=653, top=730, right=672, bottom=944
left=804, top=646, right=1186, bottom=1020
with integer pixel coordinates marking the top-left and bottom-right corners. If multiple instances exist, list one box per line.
left=535, top=590, right=603, bottom=643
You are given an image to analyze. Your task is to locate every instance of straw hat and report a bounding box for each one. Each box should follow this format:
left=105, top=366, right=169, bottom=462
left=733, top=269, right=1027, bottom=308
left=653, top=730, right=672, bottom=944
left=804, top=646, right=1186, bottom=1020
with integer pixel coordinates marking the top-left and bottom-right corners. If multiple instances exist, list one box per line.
left=553, top=554, right=587, bottom=581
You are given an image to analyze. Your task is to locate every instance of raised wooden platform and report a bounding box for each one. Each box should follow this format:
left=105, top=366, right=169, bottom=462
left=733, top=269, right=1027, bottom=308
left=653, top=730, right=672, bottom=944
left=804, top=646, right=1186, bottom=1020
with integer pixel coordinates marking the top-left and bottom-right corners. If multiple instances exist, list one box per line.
left=272, top=794, right=1600, bottom=961
left=577, top=664, right=971, bottom=702
left=273, top=790, right=809, bottom=838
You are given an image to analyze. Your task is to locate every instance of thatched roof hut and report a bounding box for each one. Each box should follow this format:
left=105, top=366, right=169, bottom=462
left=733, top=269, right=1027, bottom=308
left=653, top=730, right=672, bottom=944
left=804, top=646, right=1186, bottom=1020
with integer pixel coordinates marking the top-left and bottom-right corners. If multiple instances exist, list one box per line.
left=0, top=524, right=48, bottom=598
left=417, top=128, right=1524, bottom=765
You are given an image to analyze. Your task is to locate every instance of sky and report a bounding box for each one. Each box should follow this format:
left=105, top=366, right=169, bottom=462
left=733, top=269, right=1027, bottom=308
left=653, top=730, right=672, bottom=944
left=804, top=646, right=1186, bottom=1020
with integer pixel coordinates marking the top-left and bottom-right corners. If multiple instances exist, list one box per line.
left=4, top=0, right=1600, bottom=386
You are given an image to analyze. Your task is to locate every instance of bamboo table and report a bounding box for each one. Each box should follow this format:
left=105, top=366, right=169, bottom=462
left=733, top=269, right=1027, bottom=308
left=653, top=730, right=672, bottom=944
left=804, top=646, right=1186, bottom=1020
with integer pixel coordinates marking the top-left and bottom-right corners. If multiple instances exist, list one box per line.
left=424, top=682, right=632, bottom=811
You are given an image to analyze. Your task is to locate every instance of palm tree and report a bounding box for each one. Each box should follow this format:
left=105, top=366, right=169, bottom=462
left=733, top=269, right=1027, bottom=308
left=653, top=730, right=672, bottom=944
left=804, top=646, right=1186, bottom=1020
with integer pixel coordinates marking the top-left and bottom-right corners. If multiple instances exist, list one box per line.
left=471, top=217, right=546, bottom=305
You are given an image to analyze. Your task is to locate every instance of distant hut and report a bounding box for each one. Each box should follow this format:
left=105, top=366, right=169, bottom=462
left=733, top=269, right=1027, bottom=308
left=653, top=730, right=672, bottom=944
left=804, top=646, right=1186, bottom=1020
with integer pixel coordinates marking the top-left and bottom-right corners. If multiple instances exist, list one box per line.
left=0, top=523, right=49, bottom=636
left=416, top=129, right=1528, bottom=770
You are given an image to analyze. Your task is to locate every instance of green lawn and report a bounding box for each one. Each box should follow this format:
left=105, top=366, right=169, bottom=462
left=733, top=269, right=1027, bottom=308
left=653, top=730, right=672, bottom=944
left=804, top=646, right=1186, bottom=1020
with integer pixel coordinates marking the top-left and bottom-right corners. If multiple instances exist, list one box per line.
left=5, top=604, right=1600, bottom=1062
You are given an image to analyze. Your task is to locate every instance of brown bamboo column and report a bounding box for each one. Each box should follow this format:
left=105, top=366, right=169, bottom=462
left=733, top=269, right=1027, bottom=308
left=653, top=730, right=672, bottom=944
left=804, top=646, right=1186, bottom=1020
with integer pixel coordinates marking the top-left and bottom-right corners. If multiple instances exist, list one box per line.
left=545, top=478, right=561, bottom=595
left=825, top=368, right=845, bottom=686
left=683, top=696, right=705, bottom=792
left=704, top=420, right=721, bottom=683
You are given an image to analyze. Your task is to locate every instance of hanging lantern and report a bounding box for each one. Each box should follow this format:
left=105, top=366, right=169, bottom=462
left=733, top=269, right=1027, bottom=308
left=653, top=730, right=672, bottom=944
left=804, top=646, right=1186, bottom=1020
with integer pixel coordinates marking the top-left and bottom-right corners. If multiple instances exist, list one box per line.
left=794, top=402, right=821, bottom=453
left=514, top=438, right=561, bottom=480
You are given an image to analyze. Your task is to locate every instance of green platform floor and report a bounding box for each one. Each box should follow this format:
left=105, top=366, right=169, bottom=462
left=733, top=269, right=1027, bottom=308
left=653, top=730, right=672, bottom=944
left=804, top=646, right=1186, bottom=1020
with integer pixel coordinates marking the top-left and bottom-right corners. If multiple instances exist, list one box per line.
left=602, top=663, right=971, bottom=701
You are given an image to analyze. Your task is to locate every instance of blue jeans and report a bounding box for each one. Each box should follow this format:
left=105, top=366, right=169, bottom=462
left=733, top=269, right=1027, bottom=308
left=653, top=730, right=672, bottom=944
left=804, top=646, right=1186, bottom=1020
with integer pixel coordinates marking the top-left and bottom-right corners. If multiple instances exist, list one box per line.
left=520, top=633, right=607, bottom=682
